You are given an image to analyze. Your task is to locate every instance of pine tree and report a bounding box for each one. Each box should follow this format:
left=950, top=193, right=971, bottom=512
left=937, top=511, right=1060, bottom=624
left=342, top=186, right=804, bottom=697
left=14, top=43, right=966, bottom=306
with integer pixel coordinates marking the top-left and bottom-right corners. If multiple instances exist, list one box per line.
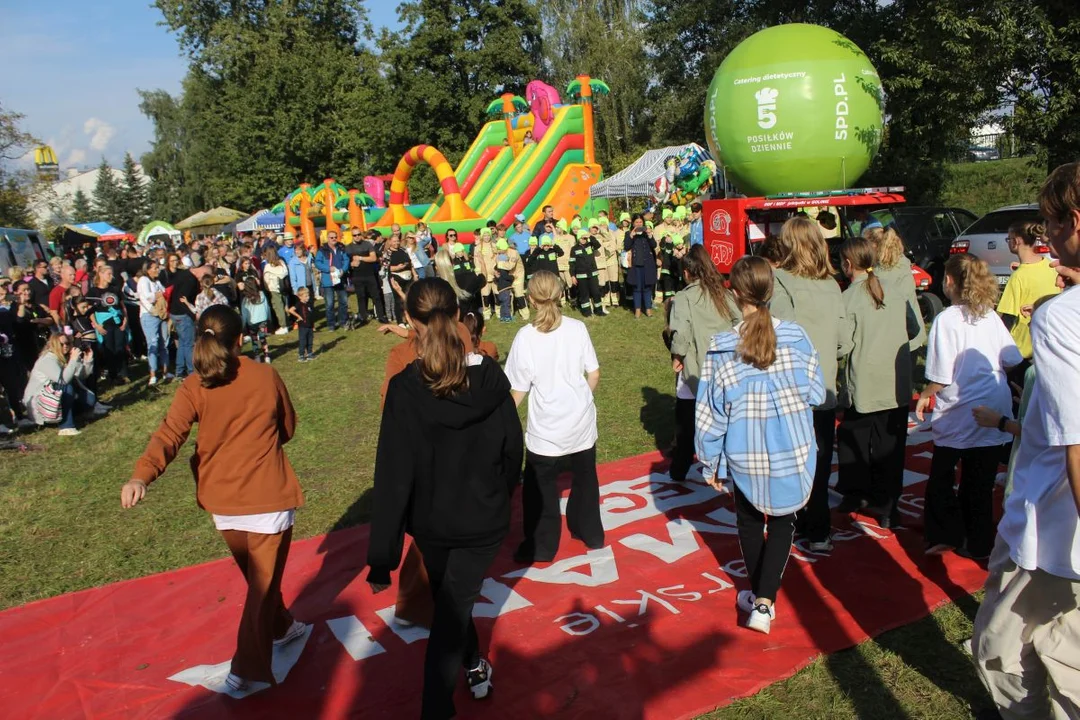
left=70, top=189, right=92, bottom=223
left=118, top=152, right=150, bottom=230
left=91, top=158, right=122, bottom=227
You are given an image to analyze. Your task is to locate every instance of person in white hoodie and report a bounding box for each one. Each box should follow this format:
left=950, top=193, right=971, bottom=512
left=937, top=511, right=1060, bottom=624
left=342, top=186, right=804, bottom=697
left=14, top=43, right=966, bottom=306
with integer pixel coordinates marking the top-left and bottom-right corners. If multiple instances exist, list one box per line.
left=23, top=333, right=109, bottom=436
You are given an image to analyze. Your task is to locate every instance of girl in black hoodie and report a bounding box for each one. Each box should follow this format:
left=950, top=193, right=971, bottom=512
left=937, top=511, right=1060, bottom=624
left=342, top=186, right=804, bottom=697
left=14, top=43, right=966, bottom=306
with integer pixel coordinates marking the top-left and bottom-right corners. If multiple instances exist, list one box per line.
left=368, top=277, right=523, bottom=720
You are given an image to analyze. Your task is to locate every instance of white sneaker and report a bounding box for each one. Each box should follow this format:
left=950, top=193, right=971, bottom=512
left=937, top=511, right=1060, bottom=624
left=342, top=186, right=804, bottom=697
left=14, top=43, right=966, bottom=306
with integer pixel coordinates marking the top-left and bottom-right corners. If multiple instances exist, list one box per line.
left=95, top=402, right=113, bottom=411
left=275, top=328, right=289, bottom=335
left=92, top=403, right=110, bottom=417
left=466, top=658, right=493, bottom=700
left=273, top=620, right=306, bottom=647
left=58, top=428, right=81, bottom=437
left=148, top=376, right=158, bottom=386
left=746, top=603, right=774, bottom=634
left=225, top=672, right=249, bottom=692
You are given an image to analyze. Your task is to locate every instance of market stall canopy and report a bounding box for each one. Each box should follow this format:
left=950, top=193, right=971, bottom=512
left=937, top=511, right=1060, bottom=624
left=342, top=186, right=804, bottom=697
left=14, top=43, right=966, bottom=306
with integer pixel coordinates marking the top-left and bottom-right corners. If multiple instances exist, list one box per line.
left=174, top=207, right=247, bottom=233
left=589, top=143, right=711, bottom=199
left=137, top=220, right=181, bottom=246
left=62, top=222, right=133, bottom=245
left=235, top=209, right=286, bottom=233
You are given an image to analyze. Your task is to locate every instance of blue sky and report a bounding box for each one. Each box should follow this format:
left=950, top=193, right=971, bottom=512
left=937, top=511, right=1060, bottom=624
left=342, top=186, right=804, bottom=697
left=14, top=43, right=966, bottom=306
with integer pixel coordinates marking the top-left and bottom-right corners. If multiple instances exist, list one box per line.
left=1, top=1, right=403, bottom=173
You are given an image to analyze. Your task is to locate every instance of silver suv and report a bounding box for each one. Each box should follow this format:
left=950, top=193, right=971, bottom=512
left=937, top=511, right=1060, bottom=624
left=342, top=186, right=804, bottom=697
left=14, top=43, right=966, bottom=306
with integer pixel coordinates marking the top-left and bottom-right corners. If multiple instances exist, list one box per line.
left=951, top=204, right=1045, bottom=287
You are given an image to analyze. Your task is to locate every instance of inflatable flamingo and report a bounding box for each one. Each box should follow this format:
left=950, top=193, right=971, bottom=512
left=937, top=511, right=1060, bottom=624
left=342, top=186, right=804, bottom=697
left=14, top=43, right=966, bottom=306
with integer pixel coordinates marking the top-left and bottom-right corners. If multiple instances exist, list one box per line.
left=525, top=80, right=561, bottom=141
left=363, top=176, right=386, bottom=208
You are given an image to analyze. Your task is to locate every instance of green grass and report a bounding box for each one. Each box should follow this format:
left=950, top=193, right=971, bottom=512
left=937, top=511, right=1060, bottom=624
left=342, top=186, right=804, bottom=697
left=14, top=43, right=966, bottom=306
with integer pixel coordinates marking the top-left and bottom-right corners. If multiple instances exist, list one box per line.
left=0, top=306, right=990, bottom=718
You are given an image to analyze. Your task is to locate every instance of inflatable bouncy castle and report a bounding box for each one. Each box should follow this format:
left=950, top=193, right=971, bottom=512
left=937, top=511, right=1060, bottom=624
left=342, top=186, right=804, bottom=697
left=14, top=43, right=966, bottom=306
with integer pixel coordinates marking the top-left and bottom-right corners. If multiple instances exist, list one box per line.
left=281, top=76, right=612, bottom=246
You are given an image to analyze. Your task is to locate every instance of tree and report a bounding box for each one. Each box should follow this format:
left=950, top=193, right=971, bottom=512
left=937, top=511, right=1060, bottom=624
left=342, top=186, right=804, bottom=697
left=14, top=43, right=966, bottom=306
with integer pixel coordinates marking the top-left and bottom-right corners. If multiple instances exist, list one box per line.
left=376, top=0, right=543, bottom=199
left=142, top=0, right=388, bottom=212
left=0, top=102, right=40, bottom=228
left=70, top=189, right=92, bottom=223
left=117, top=152, right=150, bottom=231
left=92, top=159, right=123, bottom=227
left=1004, top=0, right=1080, bottom=172
left=0, top=177, right=32, bottom=228
left=540, top=1, right=651, bottom=170
left=0, top=102, right=38, bottom=164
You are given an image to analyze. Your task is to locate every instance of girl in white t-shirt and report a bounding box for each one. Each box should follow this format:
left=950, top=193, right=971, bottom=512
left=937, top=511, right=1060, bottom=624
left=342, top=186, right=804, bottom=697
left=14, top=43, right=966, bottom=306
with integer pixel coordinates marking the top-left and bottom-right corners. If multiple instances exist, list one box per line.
left=505, top=270, right=603, bottom=564
left=916, top=254, right=1022, bottom=559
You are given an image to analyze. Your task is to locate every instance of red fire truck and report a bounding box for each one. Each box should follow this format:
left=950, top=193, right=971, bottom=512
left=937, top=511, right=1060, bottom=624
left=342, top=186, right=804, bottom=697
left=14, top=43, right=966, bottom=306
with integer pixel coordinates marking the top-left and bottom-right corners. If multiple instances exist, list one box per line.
left=701, top=187, right=941, bottom=322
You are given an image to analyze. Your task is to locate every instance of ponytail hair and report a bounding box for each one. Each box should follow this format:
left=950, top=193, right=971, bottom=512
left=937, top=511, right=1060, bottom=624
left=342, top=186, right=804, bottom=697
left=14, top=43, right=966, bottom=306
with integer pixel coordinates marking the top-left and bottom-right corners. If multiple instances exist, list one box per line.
left=526, top=270, right=564, bottom=333
left=944, top=253, right=998, bottom=318
left=841, top=236, right=885, bottom=309
left=682, top=244, right=735, bottom=321
left=193, top=305, right=242, bottom=388
left=407, top=278, right=468, bottom=398
left=729, top=256, right=776, bottom=370
left=461, top=310, right=484, bottom=352
left=1008, top=220, right=1044, bottom=247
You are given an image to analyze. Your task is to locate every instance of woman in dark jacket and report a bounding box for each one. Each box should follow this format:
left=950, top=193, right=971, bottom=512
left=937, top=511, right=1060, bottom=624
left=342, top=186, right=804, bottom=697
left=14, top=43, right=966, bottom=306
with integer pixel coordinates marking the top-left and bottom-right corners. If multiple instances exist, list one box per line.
left=368, top=277, right=523, bottom=720
left=624, top=213, right=658, bottom=317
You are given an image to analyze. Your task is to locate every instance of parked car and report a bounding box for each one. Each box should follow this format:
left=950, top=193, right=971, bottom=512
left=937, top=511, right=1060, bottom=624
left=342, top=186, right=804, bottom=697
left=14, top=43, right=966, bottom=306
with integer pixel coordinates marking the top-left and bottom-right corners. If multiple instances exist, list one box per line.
left=968, top=146, right=1001, bottom=162
left=869, top=206, right=979, bottom=296
left=950, top=203, right=1046, bottom=286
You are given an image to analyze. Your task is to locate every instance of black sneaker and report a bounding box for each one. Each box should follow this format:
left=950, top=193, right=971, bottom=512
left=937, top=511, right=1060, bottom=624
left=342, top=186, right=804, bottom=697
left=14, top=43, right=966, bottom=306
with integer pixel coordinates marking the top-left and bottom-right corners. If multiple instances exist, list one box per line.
left=835, top=495, right=867, bottom=514
left=513, top=544, right=554, bottom=564
left=466, top=659, right=493, bottom=700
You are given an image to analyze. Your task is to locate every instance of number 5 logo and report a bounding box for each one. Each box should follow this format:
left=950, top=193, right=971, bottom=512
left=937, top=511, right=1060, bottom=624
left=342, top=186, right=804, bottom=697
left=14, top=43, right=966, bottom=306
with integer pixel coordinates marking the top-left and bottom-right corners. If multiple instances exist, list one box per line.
left=755, top=87, right=778, bottom=130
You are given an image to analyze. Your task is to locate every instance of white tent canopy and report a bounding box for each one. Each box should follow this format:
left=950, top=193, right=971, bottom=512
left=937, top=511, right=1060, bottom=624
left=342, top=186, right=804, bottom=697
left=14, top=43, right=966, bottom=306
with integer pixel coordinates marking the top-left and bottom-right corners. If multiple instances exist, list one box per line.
left=590, top=143, right=711, bottom=199
left=236, top=209, right=286, bottom=233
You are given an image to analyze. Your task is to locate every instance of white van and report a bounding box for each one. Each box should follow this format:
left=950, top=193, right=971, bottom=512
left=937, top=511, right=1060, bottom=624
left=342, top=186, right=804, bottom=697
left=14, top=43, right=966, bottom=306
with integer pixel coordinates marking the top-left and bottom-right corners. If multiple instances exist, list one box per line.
left=0, top=228, right=52, bottom=277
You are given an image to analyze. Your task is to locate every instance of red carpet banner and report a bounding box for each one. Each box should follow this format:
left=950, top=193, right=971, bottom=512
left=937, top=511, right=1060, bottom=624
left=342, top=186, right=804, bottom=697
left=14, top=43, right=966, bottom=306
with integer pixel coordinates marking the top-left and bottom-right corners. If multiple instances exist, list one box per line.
left=0, top=420, right=989, bottom=719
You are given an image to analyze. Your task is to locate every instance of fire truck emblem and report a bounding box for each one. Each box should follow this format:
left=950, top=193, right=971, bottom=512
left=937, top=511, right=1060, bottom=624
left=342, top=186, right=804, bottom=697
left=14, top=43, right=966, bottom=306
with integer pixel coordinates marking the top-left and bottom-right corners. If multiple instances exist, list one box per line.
left=710, top=209, right=731, bottom=235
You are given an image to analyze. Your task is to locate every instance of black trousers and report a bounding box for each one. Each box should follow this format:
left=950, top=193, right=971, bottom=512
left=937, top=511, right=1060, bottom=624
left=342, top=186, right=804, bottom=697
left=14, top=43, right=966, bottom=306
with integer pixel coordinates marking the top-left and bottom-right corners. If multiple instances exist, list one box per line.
left=418, top=539, right=501, bottom=720
left=670, top=397, right=696, bottom=482
left=520, top=446, right=604, bottom=559
left=924, top=444, right=1001, bottom=557
left=798, top=409, right=838, bottom=542
left=97, top=324, right=128, bottom=380
left=353, top=276, right=383, bottom=322
left=734, top=486, right=796, bottom=602
left=0, top=356, right=27, bottom=421
left=836, top=405, right=908, bottom=511
left=575, top=275, right=603, bottom=315
left=392, top=277, right=412, bottom=325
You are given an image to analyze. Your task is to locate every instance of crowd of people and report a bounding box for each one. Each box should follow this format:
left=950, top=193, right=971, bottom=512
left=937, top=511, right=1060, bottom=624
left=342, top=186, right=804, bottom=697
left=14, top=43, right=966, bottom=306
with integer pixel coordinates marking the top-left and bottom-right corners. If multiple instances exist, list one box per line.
left=102, top=162, right=1080, bottom=720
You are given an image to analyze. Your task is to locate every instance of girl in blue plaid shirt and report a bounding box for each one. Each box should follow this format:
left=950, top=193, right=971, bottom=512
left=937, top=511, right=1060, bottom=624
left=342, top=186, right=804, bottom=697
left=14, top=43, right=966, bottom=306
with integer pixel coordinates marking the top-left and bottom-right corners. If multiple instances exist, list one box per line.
left=695, top=256, right=825, bottom=634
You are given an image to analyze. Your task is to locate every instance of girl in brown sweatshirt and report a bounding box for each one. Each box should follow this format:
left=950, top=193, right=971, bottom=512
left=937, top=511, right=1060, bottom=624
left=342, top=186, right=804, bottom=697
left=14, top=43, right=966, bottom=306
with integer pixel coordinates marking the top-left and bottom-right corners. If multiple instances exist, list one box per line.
left=121, top=305, right=305, bottom=695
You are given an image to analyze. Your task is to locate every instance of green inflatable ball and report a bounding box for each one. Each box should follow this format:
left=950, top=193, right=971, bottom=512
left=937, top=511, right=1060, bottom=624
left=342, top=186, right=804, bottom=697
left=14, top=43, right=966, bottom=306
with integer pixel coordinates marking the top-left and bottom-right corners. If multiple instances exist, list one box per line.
left=704, top=24, right=884, bottom=197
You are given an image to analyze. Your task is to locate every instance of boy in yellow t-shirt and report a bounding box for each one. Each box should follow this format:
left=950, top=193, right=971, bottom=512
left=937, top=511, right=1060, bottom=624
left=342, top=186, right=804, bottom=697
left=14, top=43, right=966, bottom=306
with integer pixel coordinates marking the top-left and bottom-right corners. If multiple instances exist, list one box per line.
left=997, top=221, right=1061, bottom=358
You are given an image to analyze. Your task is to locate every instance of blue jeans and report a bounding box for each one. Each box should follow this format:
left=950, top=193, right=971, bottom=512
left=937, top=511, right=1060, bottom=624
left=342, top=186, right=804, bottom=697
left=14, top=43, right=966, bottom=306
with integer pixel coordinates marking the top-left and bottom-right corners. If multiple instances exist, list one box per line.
left=140, top=314, right=168, bottom=375
left=632, top=285, right=654, bottom=312
left=498, top=288, right=512, bottom=319
left=323, top=286, right=348, bottom=329
left=59, top=382, right=95, bottom=430
left=172, top=313, right=195, bottom=377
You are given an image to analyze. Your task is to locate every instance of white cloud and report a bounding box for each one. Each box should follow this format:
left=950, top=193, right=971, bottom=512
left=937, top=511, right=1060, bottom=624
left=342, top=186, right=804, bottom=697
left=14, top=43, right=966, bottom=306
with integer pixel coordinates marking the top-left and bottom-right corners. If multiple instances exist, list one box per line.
left=65, top=149, right=87, bottom=166
left=83, top=118, right=115, bottom=152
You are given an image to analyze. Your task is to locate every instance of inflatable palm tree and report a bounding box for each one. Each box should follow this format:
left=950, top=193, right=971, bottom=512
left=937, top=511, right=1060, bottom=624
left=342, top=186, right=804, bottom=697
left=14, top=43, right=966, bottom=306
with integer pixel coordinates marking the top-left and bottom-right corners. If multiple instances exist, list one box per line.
left=565, top=76, right=609, bottom=164
left=486, top=93, right=529, bottom=155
